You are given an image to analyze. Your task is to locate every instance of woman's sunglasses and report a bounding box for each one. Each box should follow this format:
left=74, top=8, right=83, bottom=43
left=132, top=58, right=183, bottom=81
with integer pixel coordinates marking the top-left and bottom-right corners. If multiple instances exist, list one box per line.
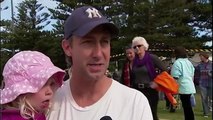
left=133, top=44, right=143, bottom=49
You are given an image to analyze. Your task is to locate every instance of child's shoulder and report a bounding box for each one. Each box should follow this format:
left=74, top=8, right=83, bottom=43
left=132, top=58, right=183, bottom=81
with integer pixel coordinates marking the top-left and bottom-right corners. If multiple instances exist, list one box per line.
left=1, top=109, right=24, bottom=120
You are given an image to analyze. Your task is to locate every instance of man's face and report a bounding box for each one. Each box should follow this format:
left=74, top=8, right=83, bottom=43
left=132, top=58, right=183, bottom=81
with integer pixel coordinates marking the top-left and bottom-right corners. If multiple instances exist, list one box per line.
left=66, top=26, right=111, bottom=81
left=199, top=55, right=206, bottom=62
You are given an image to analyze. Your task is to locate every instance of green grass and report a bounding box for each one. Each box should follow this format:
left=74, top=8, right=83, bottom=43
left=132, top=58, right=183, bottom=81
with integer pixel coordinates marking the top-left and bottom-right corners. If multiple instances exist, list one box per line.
left=158, top=90, right=212, bottom=120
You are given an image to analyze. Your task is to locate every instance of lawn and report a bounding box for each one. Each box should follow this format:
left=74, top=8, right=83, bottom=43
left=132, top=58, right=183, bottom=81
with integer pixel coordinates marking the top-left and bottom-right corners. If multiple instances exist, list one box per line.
left=158, top=89, right=212, bottom=120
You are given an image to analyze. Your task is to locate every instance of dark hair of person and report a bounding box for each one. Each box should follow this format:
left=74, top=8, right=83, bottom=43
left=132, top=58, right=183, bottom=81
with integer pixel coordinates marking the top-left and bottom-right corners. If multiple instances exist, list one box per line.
left=174, top=46, right=188, bottom=59
left=199, top=52, right=209, bottom=59
left=123, top=44, right=133, bottom=62
left=124, top=44, right=132, bottom=50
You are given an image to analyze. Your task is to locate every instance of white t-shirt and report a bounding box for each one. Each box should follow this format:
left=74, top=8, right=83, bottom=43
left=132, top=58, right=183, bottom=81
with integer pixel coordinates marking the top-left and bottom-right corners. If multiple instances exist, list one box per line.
left=47, top=80, right=153, bottom=120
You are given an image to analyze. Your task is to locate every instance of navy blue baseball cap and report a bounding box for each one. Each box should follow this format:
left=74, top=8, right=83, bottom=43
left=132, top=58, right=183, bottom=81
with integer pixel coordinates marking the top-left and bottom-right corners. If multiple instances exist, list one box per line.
left=64, top=6, right=119, bottom=39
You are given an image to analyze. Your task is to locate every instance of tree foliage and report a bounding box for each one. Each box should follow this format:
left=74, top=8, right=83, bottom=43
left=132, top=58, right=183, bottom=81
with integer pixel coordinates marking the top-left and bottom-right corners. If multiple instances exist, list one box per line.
left=0, top=0, right=65, bottom=82
left=12, top=0, right=51, bottom=50
left=49, top=0, right=211, bottom=54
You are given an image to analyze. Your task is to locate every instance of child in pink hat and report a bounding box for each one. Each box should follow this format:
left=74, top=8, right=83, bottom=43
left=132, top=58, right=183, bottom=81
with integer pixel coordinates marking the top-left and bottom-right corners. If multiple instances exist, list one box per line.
left=0, top=51, right=65, bottom=120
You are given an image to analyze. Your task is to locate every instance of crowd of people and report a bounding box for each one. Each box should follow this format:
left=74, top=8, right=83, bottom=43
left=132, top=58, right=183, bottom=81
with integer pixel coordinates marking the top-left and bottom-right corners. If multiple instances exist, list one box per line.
left=0, top=5, right=212, bottom=120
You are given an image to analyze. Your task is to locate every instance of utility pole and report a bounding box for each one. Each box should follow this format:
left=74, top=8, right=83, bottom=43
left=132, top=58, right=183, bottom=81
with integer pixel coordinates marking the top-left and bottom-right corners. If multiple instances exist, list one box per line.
left=0, top=5, right=9, bottom=52
left=11, top=0, right=15, bottom=55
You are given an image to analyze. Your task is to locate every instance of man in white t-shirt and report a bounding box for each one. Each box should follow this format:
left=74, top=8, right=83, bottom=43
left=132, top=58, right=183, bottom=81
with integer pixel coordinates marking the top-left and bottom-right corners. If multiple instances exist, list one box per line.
left=48, top=6, right=153, bottom=120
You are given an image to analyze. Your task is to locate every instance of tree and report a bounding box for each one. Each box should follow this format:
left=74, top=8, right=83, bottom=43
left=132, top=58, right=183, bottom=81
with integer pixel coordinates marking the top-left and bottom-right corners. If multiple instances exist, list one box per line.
left=1, top=0, right=51, bottom=52
left=33, top=31, right=67, bottom=69
left=188, top=0, right=212, bottom=47
left=12, top=0, right=51, bottom=50
left=147, top=0, right=211, bottom=49
left=48, top=0, right=211, bottom=58
left=1, top=0, right=58, bottom=82
left=0, top=19, right=15, bottom=83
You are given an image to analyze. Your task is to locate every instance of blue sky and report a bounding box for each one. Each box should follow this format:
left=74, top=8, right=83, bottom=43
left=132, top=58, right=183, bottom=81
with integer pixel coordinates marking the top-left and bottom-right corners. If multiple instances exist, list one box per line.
left=0, top=0, right=58, bottom=30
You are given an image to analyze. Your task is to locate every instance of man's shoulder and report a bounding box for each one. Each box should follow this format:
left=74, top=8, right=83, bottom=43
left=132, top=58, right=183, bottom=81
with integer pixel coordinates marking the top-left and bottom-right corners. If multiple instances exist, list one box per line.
left=174, top=58, right=186, bottom=64
left=176, top=58, right=194, bottom=66
left=54, top=80, right=70, bottom=100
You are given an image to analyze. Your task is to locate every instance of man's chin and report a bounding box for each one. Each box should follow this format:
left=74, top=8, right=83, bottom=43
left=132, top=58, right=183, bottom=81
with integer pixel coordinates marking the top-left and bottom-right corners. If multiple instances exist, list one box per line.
left=89, top=73, right=105, bottom=81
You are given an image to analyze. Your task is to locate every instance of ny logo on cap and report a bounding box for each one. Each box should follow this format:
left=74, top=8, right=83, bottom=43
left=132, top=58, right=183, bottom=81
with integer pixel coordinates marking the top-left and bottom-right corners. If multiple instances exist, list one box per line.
left=86, top=8, right=102, bottom=18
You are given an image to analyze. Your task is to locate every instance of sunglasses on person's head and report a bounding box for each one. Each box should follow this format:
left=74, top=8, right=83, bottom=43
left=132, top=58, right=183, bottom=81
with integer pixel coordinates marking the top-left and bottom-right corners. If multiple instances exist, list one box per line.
left=133, top=44, right=143, bottom=49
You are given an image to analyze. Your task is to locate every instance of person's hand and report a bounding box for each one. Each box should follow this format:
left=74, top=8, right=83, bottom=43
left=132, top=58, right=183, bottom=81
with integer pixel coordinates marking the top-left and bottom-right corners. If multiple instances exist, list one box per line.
left=150, top=82, right=159, bottom=89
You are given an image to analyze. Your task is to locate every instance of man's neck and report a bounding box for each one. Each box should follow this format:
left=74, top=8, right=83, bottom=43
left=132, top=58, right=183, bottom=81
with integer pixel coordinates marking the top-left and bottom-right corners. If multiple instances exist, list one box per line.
left=70, top=76, right=112, bottom=107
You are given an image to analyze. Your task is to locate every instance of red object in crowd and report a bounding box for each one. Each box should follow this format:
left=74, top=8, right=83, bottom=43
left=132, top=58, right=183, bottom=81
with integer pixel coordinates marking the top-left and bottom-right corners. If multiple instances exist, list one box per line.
left=154, top=71, right=179, bottom=105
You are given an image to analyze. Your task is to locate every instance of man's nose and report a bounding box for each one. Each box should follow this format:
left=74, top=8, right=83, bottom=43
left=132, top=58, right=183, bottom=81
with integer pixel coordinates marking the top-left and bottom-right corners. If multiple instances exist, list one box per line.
left=92, top=43, right=102, bottom=56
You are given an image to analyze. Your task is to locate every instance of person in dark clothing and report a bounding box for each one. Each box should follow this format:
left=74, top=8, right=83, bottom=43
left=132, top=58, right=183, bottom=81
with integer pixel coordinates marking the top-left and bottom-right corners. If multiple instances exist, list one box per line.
left=131, top=36, right=167, bottom=120
left=120, top=45, right=135, bottom=87
left=196, top=52, right=212, bottom=117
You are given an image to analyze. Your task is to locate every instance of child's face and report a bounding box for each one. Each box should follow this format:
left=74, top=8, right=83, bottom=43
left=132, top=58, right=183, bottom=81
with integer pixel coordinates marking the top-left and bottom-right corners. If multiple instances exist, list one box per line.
left=26, top=77, right=59, bottom=112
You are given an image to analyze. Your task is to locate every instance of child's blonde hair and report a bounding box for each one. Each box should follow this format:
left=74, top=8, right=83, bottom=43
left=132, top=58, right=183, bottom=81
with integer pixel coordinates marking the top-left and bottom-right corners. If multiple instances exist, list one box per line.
left=2, top=94, right=49, bottom=119
left=0, top=51, right=65, bottom=119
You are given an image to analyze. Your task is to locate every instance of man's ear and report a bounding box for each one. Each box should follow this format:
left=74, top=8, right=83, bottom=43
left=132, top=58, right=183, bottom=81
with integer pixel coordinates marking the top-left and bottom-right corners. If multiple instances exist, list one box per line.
left=62, top=39, right=72, bottom=57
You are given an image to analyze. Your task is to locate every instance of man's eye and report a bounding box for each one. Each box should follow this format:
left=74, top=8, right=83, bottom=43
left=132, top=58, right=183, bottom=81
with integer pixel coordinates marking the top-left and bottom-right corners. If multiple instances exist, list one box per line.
left=82, top=40, right=93, bottom=44
left=102, top=39, right=110, bottom=44
left=103, top=40, right=109, bottom=43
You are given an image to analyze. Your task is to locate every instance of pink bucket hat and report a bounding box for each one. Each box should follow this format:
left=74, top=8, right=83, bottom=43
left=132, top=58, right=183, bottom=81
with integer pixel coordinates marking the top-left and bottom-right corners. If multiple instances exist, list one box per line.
left=0, top=51, right=65, bottom=104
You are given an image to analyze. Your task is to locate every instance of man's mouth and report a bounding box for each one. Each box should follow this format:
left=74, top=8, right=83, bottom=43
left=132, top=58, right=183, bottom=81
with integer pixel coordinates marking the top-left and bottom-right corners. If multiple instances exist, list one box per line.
left=88, top=63, right=104, bottom=72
